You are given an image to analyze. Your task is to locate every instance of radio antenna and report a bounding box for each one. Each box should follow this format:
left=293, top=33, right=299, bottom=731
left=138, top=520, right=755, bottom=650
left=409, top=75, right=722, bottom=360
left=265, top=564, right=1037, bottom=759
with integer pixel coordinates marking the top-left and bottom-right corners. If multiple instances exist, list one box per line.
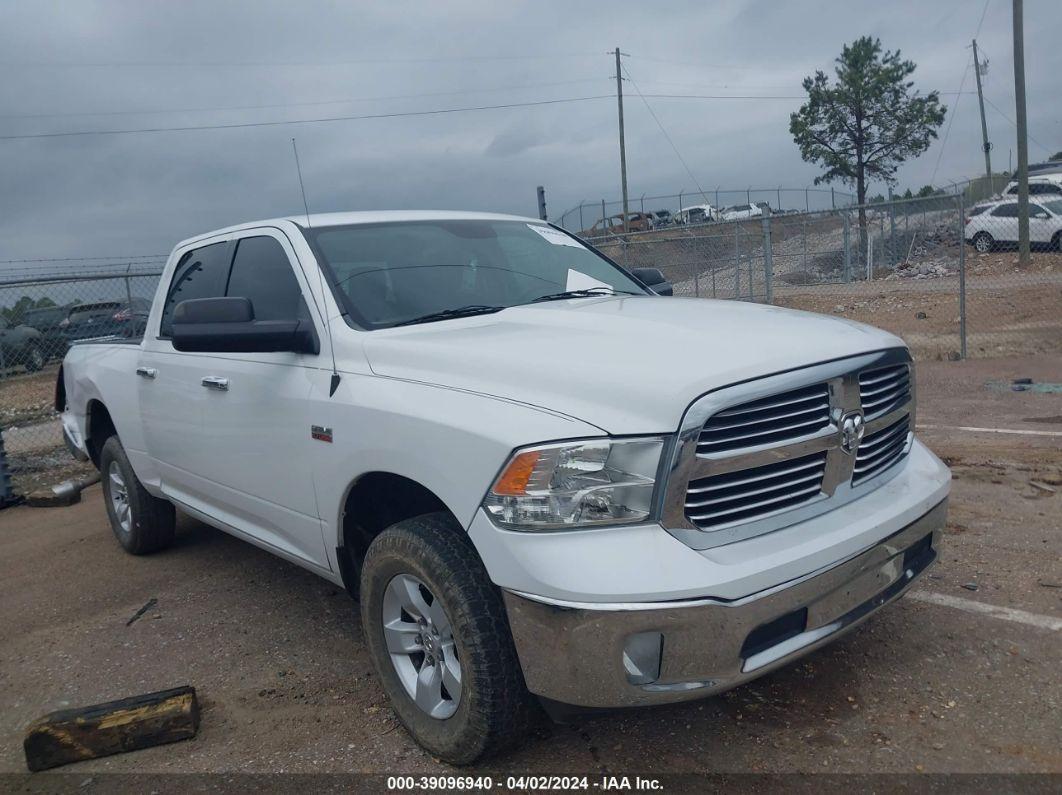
left=291, top=137, right=341, bottom=396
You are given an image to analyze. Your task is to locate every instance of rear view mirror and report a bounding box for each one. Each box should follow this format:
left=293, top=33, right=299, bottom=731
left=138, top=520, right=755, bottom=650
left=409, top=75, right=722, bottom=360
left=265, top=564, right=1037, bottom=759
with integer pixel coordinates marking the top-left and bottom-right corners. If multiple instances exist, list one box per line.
left=631, top=267, right=673, bottom=297
left=171, top=297, right=318, bottom=354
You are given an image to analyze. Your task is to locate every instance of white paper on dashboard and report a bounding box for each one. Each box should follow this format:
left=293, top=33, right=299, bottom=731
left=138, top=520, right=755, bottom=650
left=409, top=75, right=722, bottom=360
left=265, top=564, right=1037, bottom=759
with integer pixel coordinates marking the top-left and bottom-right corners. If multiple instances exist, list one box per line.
left=527, top=224, right=585, bottom=248
left=565, top=269, right=611, bottom=291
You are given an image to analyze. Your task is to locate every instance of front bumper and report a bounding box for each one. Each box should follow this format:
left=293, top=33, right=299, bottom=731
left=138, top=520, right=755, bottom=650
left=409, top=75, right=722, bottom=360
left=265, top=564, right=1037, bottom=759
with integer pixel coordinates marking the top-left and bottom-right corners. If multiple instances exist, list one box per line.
left=504, top=499, right=945, bottom=708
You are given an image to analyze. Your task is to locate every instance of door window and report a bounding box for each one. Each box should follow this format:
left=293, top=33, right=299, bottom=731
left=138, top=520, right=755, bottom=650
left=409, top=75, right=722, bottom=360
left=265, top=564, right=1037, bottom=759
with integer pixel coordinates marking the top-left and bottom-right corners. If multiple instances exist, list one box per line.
left=226, top=236, right=307, bottom=321
left=160, top=242, right=232, bottom=337
left=991, top=204, right=1020, bottom=218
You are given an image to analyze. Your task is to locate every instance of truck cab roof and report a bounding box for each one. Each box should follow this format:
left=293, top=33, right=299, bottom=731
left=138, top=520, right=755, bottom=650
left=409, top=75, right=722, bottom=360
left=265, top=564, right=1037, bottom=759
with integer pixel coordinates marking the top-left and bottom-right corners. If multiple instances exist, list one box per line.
left=177, top=210, right=541, bottom=251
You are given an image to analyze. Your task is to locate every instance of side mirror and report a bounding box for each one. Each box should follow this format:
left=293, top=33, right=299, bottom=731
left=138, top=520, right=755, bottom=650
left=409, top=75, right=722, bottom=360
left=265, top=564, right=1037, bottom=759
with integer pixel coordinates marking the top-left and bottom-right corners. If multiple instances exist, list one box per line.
left=631, top=267, right=673, bottom=297
left=171, top=297, right=318, bottom=354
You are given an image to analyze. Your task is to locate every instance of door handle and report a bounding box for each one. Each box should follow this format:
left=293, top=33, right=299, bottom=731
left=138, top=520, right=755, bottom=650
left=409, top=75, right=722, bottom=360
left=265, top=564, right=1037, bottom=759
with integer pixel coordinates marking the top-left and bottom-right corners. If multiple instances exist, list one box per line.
left=201, top=376, right=229, bottom=391
left=136, top=366, right=157, bottom=379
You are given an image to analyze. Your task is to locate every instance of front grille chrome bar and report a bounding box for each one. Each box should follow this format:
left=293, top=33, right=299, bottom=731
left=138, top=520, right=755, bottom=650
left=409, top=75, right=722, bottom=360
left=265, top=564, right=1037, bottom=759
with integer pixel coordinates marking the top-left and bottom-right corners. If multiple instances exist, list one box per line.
left=661, top=348, right=914, bottom=551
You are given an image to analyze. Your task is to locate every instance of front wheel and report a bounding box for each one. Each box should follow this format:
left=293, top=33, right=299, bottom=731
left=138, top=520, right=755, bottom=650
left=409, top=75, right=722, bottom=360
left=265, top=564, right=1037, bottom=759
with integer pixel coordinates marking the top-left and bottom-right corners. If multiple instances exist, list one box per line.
left=972, top=231, right=994, bottom=253
left=360, top=513, right=534, bottom=764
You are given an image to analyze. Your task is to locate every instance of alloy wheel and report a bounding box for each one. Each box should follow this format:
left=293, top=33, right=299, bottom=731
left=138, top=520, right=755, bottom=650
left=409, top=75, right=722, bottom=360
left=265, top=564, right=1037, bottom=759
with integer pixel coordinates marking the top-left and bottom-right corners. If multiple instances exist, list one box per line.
left=381, top=573, right=462, bottom=719
left=107, top=461, right=131, bottom=533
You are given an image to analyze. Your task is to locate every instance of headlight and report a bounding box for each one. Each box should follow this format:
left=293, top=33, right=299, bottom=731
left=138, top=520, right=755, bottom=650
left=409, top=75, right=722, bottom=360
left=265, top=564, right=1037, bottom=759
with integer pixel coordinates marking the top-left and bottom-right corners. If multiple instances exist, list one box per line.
left=483, top=437, right=666, bottom=531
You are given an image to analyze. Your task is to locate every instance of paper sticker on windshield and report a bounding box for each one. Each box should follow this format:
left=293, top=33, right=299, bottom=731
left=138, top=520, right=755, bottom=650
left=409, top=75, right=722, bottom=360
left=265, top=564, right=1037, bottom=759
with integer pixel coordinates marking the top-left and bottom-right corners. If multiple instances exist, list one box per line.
left=566, top=269, right=611, bottom=291
left=527, top=224, right=585, bottom=248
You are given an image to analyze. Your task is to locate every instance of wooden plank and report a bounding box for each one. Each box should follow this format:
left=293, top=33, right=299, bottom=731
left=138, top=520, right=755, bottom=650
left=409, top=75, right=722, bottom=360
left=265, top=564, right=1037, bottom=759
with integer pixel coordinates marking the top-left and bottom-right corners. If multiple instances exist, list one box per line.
left=23, top=686, right=199, bottom=772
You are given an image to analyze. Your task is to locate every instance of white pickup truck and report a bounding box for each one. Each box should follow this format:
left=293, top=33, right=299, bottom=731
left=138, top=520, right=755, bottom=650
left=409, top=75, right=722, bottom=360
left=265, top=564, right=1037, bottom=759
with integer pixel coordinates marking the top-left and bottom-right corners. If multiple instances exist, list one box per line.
left=58, top=211, right=950, bottom=763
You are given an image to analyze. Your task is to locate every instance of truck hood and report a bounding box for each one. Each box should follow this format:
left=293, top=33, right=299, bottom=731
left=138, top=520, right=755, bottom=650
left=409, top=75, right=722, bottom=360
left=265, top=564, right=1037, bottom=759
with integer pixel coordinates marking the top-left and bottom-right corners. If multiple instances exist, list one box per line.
left=363, top=296, right=904, bottom=434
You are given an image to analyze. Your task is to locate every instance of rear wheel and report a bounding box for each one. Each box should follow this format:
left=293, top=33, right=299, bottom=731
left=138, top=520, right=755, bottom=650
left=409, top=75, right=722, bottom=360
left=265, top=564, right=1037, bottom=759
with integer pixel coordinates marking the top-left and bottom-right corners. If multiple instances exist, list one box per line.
left=360, top=513, right=534, bottom=764
left=1054, top=232, right=1062, bottom=253
left=972, top=232, right=994, bottom=253
left=23, top=343, right=44, bottom=372
left=100, top=436, right=175, bottom=555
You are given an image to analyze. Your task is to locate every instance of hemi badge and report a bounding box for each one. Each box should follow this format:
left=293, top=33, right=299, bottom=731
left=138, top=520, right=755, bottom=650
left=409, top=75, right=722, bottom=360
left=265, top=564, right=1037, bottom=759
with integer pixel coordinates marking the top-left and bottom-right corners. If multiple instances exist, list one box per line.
left=311, top=425, right=333, bottom=443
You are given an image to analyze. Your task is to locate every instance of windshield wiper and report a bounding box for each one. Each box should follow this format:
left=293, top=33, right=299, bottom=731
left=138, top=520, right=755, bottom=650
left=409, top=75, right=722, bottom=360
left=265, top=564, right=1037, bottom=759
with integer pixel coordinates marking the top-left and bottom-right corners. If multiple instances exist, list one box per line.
left=393, top=305, right=505, bottom=327
left=530, top=287, right=640, bottom=303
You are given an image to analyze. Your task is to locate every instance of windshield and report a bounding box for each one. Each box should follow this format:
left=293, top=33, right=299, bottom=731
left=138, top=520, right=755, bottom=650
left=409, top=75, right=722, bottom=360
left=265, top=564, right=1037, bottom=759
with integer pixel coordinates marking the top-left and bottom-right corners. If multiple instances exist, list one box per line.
left=304, top=220, right=648, bottom=329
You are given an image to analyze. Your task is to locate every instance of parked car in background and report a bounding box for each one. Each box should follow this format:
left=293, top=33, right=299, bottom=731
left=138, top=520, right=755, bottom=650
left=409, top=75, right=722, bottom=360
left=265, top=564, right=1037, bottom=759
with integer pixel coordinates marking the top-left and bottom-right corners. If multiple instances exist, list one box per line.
left=21, top=304, right=73, bottom=361
left=651, top=209, right=672, bottom=228
left=60, top=298, right=152, bottom=343
left=621, top=212, right=654, bottom=232
left=1002, top=174, right=1062, bottom=199
left=755, top=201, right=772, bottom=216
left=580, top=213, right=653, bottom=237
left=581, top=216, right=620, bottom=238
left=965, top=198, right=1062, bottom=252
left=0, top=316, right=46, bottom=372
left=675, top=204, right=717, bottom=225
left=720, top=203, right=764, bottom=222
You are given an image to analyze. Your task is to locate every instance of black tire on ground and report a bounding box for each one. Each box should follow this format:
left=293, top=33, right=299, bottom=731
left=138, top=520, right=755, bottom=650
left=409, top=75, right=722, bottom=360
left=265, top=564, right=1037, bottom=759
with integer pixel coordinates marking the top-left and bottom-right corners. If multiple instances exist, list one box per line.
left=972, top=232, right=994, bottom=253
left=360, top=513, right=535, bottom=765
left=99, top=435, right=176, bottom=555
left=24, top=343, right=45, bottom=372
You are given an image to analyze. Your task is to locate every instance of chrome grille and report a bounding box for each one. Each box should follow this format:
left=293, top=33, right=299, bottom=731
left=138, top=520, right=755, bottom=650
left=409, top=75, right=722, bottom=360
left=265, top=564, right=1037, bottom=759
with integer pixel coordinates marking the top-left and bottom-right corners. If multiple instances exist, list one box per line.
left=859, top=364, right=911, bottom=420
left=853, top=415, right=910, bottom=485
left=665, top=348, right=916, bottom=551
left=685, top=452, right=827, bottom=530
left=697, top=382, right=831, bottom=454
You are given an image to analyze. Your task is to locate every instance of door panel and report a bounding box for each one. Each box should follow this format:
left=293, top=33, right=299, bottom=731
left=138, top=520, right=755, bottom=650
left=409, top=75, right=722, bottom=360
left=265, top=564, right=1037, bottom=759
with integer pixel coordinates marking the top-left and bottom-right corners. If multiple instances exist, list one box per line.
left=138, top=230, right=331, bottom=569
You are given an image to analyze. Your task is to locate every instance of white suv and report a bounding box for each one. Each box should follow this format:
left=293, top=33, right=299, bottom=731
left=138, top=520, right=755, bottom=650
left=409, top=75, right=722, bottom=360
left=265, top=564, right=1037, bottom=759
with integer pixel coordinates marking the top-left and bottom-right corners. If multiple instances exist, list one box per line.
left=965, top=198, right=1062, bottom=252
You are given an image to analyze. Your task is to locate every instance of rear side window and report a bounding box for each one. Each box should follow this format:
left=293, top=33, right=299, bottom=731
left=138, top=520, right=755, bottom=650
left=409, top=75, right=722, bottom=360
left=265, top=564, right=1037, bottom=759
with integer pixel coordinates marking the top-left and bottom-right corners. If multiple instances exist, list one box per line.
left=160, top=242, right=231, bottom=337
left=991, top=204, right=1020, bottom=218
left=226, top=236, right=305, bottom=321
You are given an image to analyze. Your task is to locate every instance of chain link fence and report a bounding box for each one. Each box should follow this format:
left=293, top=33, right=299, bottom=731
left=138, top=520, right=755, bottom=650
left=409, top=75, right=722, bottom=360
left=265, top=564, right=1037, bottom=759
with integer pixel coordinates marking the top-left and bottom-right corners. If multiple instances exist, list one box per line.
left=2, top=193, right=1060, bottom=497
left=1, top=265, right=163, bottom=495
left=583, top=192, right=1061, bottom=364
left=558, top=186, right=858, bottom=235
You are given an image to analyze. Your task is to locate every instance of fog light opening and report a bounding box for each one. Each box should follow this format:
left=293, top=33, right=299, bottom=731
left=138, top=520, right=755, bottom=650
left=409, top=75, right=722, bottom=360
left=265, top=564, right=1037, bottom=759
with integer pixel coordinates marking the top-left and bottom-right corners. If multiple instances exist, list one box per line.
left=623, top=631, right=663, bottom=686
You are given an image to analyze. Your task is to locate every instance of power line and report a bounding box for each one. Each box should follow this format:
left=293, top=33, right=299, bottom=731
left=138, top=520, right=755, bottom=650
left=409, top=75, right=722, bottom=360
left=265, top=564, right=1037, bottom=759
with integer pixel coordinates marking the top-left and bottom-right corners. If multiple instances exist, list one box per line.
left=621, top=64, right=710, bottom=205
left=0, top=78, right=610, bottom=121
left=0, top=91, right=824, bottom=141
left=981, top=94, right=1050, bottom=155
left=0, top=53, right=605, bottom=68
left=0, top=95, right=616, bottom=140
left=930, top=56, right=971, bottom=187
left=0, top=254, right=168, bottom=263
left=641, top=93, right=804, bottom=100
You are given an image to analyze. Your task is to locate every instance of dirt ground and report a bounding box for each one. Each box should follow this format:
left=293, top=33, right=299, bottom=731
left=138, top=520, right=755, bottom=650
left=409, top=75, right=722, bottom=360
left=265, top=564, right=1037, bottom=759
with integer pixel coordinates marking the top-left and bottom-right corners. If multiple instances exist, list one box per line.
left=0, top=355, right=1059, bottom=787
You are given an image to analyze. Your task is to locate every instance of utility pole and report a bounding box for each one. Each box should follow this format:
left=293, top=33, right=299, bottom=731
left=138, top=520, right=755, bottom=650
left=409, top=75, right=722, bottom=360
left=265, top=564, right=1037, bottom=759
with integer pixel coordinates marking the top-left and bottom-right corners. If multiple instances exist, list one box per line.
left=972, top=39, right=993, bottom=192
left=536, top=186, right=547, bottom=221
left=1013, top=0, right=1030, bottom=265
left=614, top=47, right=629, bottom=234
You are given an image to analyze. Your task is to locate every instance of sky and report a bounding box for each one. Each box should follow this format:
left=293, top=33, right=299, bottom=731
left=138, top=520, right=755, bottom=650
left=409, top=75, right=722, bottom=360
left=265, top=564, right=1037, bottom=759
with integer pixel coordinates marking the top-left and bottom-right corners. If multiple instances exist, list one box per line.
left=0, top=0, right=1059, bottom=266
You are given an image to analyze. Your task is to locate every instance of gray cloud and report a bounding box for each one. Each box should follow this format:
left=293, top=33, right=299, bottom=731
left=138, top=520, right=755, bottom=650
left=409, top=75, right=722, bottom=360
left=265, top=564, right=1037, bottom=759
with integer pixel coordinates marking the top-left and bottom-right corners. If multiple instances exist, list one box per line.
left=0, top=0, right=1059, bottom=265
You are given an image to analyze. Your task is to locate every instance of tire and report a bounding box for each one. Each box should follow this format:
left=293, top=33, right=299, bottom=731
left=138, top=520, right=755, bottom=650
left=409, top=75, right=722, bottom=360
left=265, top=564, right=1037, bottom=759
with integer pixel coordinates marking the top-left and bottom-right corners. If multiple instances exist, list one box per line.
left=972, top=232, right=994, bottom=253
left=23, top=343, right=45, bottom=372
left=99, top=435, right=175, bottom=555
left=1054, top=232, right=1062, bottom=253
left=360, top=513, right=534, bottom=764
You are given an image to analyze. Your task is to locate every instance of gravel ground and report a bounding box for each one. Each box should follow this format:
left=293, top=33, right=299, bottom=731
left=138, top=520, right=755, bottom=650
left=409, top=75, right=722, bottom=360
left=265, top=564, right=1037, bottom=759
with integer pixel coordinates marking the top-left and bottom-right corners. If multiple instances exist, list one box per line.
left=0, top=356, right=1059, bottom=787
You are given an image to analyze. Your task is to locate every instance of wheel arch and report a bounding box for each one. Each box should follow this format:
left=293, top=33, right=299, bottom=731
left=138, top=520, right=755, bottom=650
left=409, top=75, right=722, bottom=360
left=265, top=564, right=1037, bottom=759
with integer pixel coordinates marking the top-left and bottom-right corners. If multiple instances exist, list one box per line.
left=84, top=399, right=117, bottom=467
left=336, top=471, right=465, bottom=598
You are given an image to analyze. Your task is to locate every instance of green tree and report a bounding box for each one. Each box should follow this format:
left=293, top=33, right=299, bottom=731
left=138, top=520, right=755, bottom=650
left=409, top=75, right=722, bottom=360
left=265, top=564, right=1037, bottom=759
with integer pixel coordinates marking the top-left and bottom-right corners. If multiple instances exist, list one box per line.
left=1050, top=150, right=1062, bottom=162
left=790, top=37, right=946, bottom=250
